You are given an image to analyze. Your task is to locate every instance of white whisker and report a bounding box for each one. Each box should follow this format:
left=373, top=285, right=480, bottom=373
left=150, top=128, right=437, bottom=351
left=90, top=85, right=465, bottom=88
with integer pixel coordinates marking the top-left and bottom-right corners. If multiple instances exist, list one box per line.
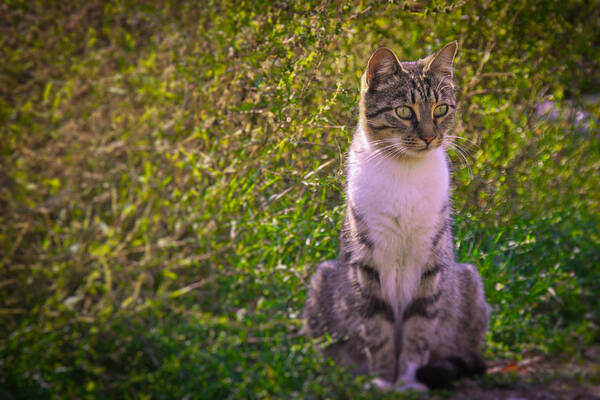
left=445, top=141, right=473, bottom=179
left=445, top=135, right=479, bottom=148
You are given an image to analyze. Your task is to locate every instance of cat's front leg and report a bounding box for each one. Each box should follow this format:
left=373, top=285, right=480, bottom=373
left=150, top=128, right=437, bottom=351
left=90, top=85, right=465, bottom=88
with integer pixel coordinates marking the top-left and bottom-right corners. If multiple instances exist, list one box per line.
left=357, top=315, right=397, bottom=384
left=395, top=326, right=432, bottom=391
left=395, top=289, right=442, bottom=391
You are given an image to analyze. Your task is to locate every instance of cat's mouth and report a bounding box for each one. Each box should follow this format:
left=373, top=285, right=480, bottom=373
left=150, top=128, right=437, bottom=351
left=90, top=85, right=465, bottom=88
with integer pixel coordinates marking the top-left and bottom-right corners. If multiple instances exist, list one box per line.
left=371, top=137, right=442, bottom=159
left=406, top=140, right=442, bottom=154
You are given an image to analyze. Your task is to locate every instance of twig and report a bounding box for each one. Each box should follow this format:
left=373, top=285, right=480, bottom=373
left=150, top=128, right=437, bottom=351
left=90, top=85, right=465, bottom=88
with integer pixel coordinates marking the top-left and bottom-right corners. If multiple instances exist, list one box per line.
left=488, top=355, right=544, bottom=374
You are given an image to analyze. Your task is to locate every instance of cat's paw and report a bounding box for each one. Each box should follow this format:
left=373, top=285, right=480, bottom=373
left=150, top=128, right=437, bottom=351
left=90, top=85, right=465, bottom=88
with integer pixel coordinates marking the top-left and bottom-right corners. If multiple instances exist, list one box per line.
left=394, top=380, right=428, bottom=392
left=371, top=377, right=395, bottom=391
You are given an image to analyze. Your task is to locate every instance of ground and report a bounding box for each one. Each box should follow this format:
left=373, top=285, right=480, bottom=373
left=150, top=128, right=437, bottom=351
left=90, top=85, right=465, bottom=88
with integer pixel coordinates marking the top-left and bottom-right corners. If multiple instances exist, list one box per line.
left=448, top=357, right=600, bottom=400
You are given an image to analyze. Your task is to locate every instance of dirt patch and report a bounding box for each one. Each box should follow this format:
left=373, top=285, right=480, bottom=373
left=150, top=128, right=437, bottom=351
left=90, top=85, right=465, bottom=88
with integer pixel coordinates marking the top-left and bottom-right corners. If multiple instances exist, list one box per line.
left=437, top=356, right=600, bottom=400
left=450, top=379, right=600, bottom=400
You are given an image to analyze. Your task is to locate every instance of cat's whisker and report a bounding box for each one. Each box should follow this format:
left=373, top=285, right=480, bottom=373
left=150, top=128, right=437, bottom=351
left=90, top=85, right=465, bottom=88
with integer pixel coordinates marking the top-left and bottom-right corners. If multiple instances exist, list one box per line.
left=444, top=135, right=477, bottom=157
left=364, top=143, right=400, bottom=164
left=445, top=135, right=479, bottom=149
left=374, top=145, right=404, bottom=167
left=363, top=146, right=387, bottom=163
left=445, top=138, right=473, bottom=156
left=368, top=138, right=399, bottom=147
left=446, top=142, right=473, bottom=179
left=388, top=146, right=407, bottom=162
left=451, top=140, right=472, bottom=158
left=444, top=139, right=468, bottom=157
left=446, top=143, right=466, bottom=169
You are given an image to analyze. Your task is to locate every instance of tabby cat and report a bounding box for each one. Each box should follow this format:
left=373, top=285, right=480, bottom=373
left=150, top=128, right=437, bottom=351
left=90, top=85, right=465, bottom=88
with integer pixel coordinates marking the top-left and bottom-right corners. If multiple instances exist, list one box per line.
left=303, top=41, right=489, bottom=391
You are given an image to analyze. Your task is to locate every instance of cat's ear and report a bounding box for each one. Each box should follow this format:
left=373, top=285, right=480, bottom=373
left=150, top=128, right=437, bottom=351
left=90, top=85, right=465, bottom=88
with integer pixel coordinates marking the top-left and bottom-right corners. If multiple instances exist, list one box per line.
left=423, top=41, right=458, bottom=79
left=366, top=47, right=406, bottom=87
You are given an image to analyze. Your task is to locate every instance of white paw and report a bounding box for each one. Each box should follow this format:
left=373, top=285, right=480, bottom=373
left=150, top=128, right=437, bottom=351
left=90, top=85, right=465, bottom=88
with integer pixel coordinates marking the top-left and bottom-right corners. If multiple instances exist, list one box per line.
left=395, top=381, right=428, bottom=392
left=371, top=377, right=395, bottom=391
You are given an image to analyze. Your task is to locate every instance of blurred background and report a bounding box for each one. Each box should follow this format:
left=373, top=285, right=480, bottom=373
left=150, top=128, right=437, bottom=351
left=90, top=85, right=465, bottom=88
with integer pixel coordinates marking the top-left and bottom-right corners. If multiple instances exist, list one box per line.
left=1, top=0, right=599, bottom=398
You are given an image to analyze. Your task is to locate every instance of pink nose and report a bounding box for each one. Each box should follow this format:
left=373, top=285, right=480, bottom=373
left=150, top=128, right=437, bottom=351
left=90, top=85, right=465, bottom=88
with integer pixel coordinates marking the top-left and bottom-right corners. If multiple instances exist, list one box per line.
left=422, top=136, right=435, bottom=143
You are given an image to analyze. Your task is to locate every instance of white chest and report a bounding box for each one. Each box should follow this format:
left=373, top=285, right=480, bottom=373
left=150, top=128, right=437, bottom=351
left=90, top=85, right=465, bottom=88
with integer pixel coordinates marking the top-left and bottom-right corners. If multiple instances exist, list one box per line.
left=347, top=140, right=449, bottom=313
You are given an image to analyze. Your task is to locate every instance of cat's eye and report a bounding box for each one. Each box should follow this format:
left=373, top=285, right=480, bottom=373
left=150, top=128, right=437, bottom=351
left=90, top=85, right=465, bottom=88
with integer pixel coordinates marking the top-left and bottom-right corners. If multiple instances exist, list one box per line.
left=434, top=104, right=449, bottom=117
left=396, top=106, right=413, bottom=120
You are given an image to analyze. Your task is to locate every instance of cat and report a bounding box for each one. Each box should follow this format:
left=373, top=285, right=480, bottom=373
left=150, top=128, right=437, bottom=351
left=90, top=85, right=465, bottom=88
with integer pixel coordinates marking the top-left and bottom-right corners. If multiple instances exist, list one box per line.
left=303, top=41, right=489, bottom=391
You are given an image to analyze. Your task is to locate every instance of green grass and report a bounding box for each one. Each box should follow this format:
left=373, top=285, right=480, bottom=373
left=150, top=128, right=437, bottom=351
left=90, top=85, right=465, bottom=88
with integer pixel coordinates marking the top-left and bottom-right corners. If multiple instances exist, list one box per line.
left=1, top=0, right=599, bottom=398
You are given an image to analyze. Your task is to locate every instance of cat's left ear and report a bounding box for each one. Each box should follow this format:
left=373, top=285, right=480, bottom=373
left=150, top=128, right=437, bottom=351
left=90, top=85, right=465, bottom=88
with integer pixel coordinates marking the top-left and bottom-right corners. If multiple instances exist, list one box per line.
left=423, top=41, right=458, bottom=79
left=366, top=47, right=406, bottom=87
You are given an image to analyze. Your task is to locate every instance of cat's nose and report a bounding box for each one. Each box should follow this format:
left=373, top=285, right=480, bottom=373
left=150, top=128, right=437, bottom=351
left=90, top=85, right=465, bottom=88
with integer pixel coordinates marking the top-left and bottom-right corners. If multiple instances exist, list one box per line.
left=418, top=123, right=436, bottom=144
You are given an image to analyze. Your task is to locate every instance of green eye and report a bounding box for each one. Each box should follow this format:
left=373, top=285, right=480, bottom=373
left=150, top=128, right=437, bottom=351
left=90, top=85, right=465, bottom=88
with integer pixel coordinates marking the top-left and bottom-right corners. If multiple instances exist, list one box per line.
left=396, top=106, right=413, bottom=120
left=434, top=104, right=449, bottom=117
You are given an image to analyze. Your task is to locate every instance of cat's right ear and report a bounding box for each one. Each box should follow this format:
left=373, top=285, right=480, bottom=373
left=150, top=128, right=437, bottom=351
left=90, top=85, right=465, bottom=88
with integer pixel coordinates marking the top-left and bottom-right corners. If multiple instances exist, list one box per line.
left=366, top=47, right=405, bottom=87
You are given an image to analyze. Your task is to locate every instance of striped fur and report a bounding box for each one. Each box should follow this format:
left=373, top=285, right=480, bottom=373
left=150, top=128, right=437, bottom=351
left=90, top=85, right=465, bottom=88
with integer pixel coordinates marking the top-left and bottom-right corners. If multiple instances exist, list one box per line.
left=303, top=42, right=489, bottom=392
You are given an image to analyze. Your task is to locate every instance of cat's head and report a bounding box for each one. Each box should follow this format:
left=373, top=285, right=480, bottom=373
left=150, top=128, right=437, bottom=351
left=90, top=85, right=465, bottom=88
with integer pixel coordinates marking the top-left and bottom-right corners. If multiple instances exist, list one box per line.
left=359, top=42, right=458, bottom=159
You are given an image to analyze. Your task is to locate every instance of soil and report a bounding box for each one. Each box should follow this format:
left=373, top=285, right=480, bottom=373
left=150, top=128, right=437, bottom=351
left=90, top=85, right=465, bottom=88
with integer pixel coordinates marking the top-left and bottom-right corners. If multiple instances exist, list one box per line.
left=435, top=356, right=600, bottom=400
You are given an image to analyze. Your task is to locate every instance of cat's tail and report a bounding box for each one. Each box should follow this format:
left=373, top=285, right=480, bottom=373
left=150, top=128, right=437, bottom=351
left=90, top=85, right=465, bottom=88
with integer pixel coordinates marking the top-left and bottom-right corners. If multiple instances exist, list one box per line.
left=415, top=353, right=485, bottom=389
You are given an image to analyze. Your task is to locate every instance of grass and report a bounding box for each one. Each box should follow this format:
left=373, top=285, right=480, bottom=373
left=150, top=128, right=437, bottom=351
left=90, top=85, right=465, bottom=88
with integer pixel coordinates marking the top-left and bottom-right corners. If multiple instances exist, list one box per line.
left=1, top=0, right=599, bottom=398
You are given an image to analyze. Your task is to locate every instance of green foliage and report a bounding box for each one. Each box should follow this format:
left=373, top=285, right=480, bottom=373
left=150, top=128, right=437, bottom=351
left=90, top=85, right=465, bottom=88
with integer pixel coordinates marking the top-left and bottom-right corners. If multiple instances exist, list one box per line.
left=1, top=0, right=598, bottom=398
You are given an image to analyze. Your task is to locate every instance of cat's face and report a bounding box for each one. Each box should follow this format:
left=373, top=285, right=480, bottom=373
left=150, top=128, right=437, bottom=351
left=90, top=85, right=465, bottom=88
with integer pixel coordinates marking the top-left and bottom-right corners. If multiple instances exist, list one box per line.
left=361, top=42, right=457, bottom=159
